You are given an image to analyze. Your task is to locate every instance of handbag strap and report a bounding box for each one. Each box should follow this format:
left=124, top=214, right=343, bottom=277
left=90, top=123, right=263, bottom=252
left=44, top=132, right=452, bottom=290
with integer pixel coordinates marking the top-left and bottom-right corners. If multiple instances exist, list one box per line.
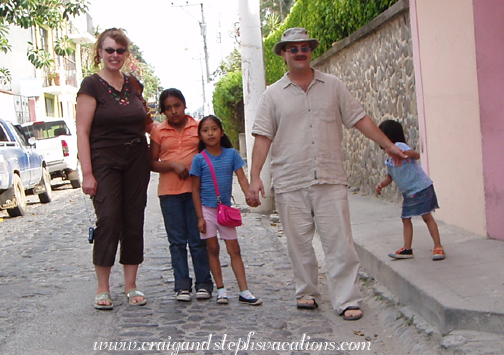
left=129, top=74, right=143, bottom=96
left=201, top=150, right=221, bottom=203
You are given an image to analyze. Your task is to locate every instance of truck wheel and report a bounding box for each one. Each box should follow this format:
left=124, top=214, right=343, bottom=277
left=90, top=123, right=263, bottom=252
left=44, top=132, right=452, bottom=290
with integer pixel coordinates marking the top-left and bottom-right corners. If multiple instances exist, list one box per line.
left=7, top=174, right=27, bottom=217
left=69, top=160, right=82, bottom=189
left=38, top=167, right=53, bottom=203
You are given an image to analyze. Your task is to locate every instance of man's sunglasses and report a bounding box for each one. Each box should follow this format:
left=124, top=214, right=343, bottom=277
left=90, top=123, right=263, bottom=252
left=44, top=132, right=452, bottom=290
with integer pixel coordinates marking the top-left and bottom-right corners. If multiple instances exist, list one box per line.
left=285, top=46, right=311, bottom=54
left=104, top=47, right=127, bottom=55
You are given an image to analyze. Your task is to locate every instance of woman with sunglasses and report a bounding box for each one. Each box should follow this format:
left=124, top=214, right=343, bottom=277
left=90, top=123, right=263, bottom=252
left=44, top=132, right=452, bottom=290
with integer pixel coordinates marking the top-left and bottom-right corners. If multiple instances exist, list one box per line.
left=76, top=28, right=157, bottom=310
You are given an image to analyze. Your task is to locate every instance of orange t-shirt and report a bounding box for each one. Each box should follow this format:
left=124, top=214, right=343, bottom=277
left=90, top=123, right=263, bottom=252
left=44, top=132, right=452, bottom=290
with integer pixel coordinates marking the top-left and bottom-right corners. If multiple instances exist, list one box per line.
left=150, top=115, right=199, bottom=196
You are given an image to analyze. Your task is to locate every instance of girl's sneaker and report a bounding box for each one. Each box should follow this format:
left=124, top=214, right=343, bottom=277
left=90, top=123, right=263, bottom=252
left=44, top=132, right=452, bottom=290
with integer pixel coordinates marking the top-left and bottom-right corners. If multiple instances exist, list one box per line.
left=216, top=288, right=228, bottom=304
left=432, top=246, right=446, bottom=260
left=388, top=247, right=414, bottom=259
left=239, top=291, right=263, bottom=306
left=216, top=295, right=229, bottom=304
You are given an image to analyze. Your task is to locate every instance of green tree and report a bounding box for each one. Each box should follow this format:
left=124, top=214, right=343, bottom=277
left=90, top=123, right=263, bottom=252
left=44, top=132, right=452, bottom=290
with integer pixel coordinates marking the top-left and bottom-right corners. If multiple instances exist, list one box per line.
left=0, top=0, right=89, bottom=80
left=212, top=70, right=244, bottom=148
left=260, top=0, right=296, bottom=37
left=128, top=44, right=162, bottom=102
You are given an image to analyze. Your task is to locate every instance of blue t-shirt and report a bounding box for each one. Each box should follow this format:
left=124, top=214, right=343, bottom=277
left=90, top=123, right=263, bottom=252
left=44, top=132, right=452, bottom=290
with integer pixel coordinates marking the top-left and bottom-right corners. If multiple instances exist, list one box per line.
left=385, top=142, right=433, bottom=196
left=190, top=147, right=245, bottom=207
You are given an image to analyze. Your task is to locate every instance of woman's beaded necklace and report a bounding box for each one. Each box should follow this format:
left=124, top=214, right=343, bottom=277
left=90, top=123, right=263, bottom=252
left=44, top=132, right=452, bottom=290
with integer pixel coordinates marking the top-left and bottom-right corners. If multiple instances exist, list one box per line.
left=97, top=74, right=131, bottom=106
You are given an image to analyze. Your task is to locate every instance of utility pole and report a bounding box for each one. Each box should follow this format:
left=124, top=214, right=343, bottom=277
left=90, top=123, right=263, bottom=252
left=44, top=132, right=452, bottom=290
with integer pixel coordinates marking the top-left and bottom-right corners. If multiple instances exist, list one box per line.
left=171, top=2, right=210, bottom=83
left=239, top=0, right=273, bottom=214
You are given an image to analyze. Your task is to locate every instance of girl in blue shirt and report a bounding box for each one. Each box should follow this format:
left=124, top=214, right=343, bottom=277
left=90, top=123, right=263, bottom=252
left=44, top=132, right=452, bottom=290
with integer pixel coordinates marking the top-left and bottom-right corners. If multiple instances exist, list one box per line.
left=190, top=115, right=262, bottom=305
left=376, top=120, right=445, bottom=261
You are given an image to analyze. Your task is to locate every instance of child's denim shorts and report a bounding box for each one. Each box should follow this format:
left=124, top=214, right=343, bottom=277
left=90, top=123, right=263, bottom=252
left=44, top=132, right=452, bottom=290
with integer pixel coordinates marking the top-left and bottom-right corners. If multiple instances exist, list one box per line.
left=401, top=184, right=439, bottom=218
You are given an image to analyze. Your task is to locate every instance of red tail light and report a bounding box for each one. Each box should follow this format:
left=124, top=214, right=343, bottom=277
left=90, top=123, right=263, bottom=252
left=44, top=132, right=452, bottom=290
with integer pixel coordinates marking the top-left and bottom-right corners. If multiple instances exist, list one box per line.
left=61, top=140, right=69, bottom=157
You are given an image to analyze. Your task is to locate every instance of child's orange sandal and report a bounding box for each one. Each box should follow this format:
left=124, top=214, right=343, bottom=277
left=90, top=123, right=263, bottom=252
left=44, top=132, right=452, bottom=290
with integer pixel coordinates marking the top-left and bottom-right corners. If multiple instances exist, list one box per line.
left=432, top=246, right=446, bottom=261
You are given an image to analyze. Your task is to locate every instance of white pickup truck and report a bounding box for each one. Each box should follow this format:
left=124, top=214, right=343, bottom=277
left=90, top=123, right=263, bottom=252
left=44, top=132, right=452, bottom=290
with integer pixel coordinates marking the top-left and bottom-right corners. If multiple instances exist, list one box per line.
left=20, top=118, right=81, bottom=188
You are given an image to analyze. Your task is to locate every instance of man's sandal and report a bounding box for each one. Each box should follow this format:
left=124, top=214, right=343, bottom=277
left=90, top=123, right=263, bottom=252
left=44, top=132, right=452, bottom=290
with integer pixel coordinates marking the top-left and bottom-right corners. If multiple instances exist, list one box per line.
left=126, top=289, right=147, bottom=306
left=94, top=292, right=113, bottom=310
left=296, top=298, right=318, bottom=310
left=341, top=306, right=363, bottom=321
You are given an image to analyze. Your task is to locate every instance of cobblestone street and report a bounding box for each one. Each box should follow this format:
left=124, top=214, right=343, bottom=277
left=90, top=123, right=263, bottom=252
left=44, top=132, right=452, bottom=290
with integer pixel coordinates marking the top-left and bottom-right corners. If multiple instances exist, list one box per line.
left=0, top=176, right=447, bottom=355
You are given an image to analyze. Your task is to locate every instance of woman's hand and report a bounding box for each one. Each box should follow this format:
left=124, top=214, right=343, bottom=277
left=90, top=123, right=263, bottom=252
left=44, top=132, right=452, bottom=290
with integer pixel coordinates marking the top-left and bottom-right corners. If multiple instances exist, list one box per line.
left=82, top=173, right=97, bottom=197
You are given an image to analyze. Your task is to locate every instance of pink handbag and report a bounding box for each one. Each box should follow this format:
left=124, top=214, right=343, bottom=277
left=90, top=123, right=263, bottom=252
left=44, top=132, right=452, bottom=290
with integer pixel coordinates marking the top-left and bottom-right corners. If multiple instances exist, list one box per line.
left=201, top=151, right=243, bottom=227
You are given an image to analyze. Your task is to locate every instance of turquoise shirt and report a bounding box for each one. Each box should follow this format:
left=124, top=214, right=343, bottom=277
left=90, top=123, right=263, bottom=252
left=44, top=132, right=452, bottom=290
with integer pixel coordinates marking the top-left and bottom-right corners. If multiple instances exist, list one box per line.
left=385, top=142, right=433, bottom=196
left=190, top=148, right=245, bottom=207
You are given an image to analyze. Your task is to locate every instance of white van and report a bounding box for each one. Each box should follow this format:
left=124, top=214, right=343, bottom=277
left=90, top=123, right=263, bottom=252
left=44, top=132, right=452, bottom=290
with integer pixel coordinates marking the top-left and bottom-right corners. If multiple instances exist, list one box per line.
left=20, top=118, right=81, bottom=188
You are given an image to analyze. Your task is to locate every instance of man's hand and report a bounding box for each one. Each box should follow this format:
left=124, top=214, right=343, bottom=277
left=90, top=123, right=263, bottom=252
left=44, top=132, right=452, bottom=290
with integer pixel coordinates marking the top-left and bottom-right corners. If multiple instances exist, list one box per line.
left=385, top=144, right=407, bottom=167
left=247, top=178, right=265, bottom=207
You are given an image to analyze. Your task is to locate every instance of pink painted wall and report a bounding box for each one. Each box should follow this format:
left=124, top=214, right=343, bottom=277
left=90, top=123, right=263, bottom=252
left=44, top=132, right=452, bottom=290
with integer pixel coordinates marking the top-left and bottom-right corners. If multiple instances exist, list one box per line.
left=409, top=0, right=487, bottom=236
left=473, top=0, right=504, bottom=240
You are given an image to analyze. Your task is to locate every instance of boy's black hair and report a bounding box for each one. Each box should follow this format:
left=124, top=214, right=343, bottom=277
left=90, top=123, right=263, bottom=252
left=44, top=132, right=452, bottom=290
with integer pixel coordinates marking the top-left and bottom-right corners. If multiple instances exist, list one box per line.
left=197, top=115, right=233, bottom=152
left=158, top=88, right=186, bottom=113
left=378, top=119, right=407, bottom=144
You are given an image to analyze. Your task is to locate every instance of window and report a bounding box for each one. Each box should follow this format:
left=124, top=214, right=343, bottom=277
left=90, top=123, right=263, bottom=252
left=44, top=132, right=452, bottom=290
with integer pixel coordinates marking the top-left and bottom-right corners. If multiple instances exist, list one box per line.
left=45, top=96, right=55, bottom=117
left=0, top=124, right=9, bottom=142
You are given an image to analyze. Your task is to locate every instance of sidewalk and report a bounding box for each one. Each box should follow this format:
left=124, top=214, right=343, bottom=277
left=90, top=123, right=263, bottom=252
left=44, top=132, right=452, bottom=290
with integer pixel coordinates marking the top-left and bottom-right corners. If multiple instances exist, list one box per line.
left=347, top=190, right=504, bottom=336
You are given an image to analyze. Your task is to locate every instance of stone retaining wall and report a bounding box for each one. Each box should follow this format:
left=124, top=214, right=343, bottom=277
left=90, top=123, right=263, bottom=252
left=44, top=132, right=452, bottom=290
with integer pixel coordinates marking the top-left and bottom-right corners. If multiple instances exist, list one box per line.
left=313, top=0, right=416, bottom=202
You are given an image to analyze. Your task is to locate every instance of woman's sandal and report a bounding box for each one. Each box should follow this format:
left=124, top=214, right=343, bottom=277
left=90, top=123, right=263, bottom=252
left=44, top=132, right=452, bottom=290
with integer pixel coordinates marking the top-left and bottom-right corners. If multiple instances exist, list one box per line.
left=126, top=289, right=147, bottom=306
left=94, top=292, right=114, bottom=310
left=296, top=298, right=318, bottom=310
left=341, top=306, right=363, bottom=321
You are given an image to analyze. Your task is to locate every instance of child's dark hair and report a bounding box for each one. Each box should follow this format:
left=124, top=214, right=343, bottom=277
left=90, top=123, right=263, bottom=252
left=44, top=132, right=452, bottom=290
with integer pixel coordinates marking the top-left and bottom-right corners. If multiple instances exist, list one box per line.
left=378, top=120, right=407, bottom=144
left=158, top=88, right=186, bottom=114
left=197, top=115, right=233, bottom=152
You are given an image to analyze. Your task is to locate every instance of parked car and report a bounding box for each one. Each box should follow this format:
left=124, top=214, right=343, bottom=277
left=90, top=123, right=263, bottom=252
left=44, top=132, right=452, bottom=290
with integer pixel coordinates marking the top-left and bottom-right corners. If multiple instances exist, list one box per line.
left=0, top=118, right=52, bottom=217
left=19, top=118, right=81, bottom=188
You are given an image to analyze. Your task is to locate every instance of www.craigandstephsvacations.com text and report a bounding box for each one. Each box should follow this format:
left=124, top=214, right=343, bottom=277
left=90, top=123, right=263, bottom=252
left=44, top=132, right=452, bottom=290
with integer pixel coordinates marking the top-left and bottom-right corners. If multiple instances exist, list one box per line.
left=93, top=332, right=372, bottom=353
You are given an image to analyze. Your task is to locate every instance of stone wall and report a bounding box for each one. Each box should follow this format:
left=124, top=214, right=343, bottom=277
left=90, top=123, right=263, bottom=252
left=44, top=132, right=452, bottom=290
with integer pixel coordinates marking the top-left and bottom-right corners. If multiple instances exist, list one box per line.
left=312, top=0, right=416, bottom=202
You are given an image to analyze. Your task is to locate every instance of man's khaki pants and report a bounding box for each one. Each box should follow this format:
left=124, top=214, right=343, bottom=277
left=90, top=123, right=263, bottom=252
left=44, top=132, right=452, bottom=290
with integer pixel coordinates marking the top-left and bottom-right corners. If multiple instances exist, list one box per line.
left=275, top=184, right=362, bottom=314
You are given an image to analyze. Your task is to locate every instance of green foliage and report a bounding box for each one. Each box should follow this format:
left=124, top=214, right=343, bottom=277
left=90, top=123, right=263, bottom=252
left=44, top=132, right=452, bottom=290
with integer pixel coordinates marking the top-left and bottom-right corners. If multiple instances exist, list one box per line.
left=0, top=0, right=88, bottom=74
left=0, top=68, right=12, bottom=85
left=54, top=35, right=75, bottom=57
left=212, top=0, right=399, bottom=138
left=0, top=23, right=12, bottom=54
left=264, top=0, right=398, bottom=84
left=0, top=0, right=89, bottom=29
left=27, top=42, right=54, bottom=69
left=127, top=44, right=162, bottom=101
left=260, top=0, right=296, bottom=37
left=212, top=71, right=244, bottom=148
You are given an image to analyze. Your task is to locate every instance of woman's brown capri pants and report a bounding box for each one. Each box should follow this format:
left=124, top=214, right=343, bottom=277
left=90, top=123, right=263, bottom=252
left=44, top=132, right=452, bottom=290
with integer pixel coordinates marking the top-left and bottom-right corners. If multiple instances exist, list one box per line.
left=91, top=140, right=150, bottom=267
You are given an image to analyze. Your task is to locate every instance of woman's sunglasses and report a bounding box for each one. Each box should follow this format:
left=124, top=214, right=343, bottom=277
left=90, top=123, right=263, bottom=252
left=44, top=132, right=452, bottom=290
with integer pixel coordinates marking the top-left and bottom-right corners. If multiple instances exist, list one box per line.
left=104, top=47, right=127, bottom=55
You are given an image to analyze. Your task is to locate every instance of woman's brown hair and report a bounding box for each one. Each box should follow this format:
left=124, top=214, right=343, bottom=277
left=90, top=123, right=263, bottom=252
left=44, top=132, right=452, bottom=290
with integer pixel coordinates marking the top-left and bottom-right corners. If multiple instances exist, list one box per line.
left=93, top=28, right=130, bottom=68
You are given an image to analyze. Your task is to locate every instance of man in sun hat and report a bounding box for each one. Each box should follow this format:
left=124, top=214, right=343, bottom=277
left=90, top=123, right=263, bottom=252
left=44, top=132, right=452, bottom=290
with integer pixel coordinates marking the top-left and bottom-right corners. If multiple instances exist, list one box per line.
left=248, top=27, right=407, bottom=321
left=273, top=27, right=319, bottom=56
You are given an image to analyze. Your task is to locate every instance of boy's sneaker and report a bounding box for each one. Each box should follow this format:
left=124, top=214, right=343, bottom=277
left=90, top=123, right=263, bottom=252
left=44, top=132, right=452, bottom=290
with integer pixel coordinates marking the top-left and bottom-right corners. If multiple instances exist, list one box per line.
left=388, top=247, right=414, bottom=259
left=195, top=289, right=211, bottom=300
left=239, top=291, right=263, bottom=306
left=176, top=290, right=191, bottom=302
left=432, top=246, right=446, bottom=261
